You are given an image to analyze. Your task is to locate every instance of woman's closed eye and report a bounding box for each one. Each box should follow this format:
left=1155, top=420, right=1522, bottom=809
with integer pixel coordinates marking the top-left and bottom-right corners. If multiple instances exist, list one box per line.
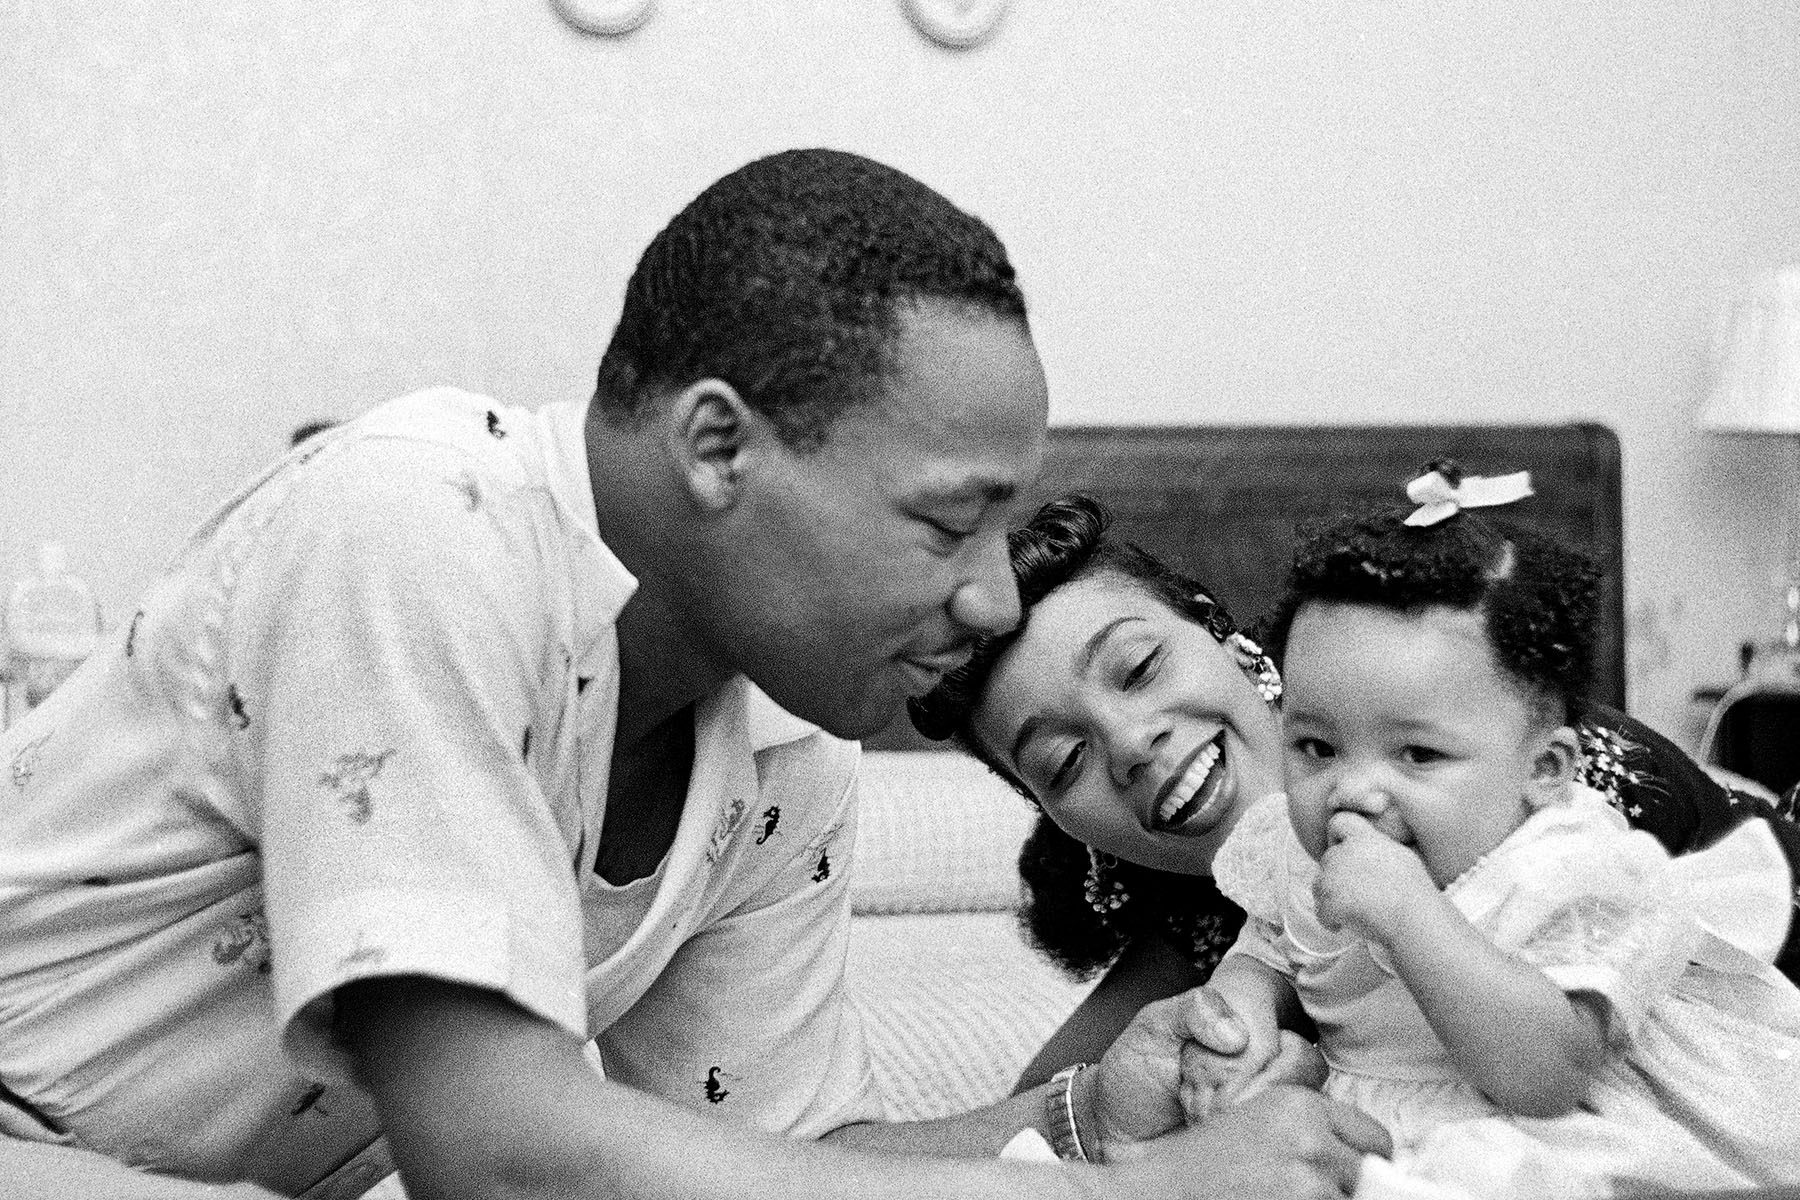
left=1051, top=741, right=1087, bottom=798
left=1118, top=646, right=1162, bottom=689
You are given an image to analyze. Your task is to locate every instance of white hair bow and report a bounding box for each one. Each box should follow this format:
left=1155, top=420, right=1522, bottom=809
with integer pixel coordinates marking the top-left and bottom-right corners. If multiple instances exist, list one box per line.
left=1403, top=468, right=1534, bottom=527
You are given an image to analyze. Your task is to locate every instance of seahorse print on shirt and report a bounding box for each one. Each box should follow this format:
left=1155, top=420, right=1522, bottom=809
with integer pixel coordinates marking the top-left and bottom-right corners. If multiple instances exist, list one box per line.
left=703, top=1066, right=737, bottom=1104
left=755, top=805, right=781, bottom=844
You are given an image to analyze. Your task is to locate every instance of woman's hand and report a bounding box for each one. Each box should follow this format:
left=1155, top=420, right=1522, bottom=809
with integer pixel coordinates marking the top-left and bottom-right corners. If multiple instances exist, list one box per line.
left=1312, top=812, right=1437, bottom=944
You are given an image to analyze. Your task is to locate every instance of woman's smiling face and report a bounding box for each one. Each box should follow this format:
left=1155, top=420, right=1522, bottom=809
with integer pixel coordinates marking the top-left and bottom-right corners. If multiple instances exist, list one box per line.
left=969, top=572, right=1285, bottom=875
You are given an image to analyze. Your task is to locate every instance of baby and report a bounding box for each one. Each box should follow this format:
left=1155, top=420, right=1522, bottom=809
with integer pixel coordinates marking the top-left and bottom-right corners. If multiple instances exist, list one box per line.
left=1191, top=464, right=1800, bottom=1198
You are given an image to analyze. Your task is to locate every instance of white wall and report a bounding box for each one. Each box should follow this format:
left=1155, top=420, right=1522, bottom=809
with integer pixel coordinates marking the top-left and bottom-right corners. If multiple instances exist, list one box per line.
left=4, top=0, right=1797, bottom=742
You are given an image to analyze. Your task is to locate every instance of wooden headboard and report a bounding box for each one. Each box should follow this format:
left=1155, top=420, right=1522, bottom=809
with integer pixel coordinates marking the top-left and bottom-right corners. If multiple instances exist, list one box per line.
left=865, top=422, right=1624, bottom=752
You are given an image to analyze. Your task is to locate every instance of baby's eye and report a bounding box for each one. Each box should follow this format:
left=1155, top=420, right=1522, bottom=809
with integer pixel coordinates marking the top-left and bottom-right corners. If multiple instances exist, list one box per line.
left=1399, top=745, right=1446, bottom=765
left=1290, top=737, right=1334, bottom=760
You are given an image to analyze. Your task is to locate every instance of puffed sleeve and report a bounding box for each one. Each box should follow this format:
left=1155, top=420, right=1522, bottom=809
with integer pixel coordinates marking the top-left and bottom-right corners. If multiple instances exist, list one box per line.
left=1574, top=703, right=1800, bottom=980
left=1220, top=912, right=1294, bottom=977
left=1456, top=812, right=1698, bottom=1045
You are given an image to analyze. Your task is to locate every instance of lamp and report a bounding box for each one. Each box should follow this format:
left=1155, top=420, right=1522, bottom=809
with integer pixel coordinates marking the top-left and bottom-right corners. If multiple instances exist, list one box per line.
left=1699, top=265, right=1800, bottom=683
left=1697, top=266, right=1800, bottom=798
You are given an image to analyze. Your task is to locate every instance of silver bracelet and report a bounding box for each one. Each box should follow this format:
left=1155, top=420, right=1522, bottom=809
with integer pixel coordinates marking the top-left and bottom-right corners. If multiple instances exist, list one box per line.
left=1046, top=1063, right=1092, bottom=1163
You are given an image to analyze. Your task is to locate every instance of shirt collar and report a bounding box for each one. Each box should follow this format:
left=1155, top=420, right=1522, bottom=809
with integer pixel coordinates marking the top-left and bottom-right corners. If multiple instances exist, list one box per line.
left=538, top=398, right=636, bottom=632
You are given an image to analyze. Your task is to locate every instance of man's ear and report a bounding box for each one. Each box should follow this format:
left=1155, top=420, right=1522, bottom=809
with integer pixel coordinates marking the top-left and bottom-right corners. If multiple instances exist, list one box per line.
left=668, top=379, right=760, bottom=513
left=1525, top=724, right=1582, bottom=810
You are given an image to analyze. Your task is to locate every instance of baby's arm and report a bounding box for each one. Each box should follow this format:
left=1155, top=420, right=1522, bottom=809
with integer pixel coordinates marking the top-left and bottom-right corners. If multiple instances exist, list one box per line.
left=1178, top=954, right=1304, bottom=1121
left=1315, top=814, right=1606, bottom=1117
left=1378, top=890, right=1606, bottom=1116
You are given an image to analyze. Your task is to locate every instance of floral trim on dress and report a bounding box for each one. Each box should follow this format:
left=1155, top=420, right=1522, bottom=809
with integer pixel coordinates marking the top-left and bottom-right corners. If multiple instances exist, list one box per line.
left=1577, top=722, right=1652, bottom=819
left=1169, top=901, right=1242, bottom=980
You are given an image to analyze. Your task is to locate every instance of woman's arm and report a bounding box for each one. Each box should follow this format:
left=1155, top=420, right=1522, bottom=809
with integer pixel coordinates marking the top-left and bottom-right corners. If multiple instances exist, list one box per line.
left=1015, top=932, right=1203, bottom=1091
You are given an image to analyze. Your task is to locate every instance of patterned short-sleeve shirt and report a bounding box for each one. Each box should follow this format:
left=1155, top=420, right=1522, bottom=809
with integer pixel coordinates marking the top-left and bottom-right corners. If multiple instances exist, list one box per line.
left=0, top=388, right=876, bottom=1193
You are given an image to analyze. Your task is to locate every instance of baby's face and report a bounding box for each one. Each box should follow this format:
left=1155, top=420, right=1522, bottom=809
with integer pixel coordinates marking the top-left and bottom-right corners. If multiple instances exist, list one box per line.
left=1279, top=602, right=1556, bottom=889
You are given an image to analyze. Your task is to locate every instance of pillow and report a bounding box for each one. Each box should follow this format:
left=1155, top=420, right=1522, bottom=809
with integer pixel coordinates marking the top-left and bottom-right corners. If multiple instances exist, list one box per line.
left=850, top=751, right=1036, bottom=915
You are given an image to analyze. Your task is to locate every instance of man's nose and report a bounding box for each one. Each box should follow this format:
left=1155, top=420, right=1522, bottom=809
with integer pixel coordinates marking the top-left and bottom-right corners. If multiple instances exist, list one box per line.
left=947, top=531, right=1021, bottom=636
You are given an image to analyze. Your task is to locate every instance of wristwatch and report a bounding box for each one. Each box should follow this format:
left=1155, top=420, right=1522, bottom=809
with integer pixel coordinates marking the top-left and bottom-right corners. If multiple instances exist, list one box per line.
left=1046, top=1063, right=1093, bottom=1163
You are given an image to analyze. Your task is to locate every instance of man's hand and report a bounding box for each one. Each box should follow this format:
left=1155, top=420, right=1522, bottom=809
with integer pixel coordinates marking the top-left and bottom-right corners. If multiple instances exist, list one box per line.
left=1164, top=983, right=1283, bottom=1124
left=1082, top=985, right=1267, bottom=1157
left=1112, top=1086, right=1392, bottom=1200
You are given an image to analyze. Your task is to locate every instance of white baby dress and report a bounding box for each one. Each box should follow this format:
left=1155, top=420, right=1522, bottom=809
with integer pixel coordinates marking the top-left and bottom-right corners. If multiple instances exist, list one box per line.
left=1210, top=786, right=1800, bottom=1199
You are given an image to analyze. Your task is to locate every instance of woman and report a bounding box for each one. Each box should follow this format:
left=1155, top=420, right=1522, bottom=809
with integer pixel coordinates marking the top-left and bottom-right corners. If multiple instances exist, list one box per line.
left=908, top=494, right=1800, bottom=1089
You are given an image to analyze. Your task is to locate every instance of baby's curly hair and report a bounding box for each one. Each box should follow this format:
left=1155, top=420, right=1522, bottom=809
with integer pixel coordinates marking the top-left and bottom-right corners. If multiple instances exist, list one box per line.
left=1261, top=461, right=1602, bottom=720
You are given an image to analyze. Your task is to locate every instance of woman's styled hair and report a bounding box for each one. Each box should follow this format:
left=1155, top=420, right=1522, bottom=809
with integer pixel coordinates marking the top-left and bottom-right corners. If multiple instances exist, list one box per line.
left=1261, top=461, right=1602, bottom=721
left=910, top=495, right=1253, bottom=979
left=593, top=148, right=1027, bottom=450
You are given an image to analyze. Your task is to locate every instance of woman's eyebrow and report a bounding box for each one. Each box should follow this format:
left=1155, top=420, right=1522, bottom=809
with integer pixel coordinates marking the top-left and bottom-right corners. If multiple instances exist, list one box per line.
left=1078, top=616, right=1141, bottom=676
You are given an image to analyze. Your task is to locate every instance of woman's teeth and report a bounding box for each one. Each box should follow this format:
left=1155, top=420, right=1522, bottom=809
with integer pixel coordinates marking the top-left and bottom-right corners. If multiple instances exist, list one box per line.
left=1156, top=738, right=1223, bottom=828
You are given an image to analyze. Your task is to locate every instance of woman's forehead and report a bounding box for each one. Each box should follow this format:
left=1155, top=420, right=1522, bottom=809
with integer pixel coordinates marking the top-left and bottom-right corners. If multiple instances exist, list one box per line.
left=1013, top=573, right=1165, bottom=658
left=974, top=574, right=1171, bottom=724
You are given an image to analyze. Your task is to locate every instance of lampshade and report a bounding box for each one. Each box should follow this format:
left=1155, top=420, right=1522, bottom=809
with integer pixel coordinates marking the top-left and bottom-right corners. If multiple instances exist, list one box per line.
left=1701, top=266, right=1800, bottom=435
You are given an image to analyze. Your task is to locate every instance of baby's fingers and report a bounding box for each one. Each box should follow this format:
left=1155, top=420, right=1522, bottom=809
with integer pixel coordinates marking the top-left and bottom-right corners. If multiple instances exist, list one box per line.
left=1179, top=1073, right=1219, bottom=1126
left=1222, top=1031, right=1328, bottom=1108
left=1324, top=810, right=1376, bottom=846
left=1179, top=1040, right=1268, bottom=1125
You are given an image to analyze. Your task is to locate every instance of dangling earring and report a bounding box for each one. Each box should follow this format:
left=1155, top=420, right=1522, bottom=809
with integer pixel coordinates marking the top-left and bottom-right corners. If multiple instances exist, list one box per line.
left=1084, top=847, right=1128, bottom=915
left=1225, top=631, right=1283, bottom=705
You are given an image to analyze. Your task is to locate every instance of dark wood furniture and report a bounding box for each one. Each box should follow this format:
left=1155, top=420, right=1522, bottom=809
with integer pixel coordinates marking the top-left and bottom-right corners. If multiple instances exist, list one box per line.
left=867, top=422, right=1624, bottom=752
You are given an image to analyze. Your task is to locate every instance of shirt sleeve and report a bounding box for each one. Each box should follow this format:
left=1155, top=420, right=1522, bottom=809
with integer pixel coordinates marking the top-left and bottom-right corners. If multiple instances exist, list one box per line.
left=593, top=735, right=880, bottom=1137
left=224, top=436, right=589, bottom=1084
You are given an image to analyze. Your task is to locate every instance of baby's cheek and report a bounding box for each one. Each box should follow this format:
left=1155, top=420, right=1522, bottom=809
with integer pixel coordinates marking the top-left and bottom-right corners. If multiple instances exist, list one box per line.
left=1283, top=790, right=1330, bottom=862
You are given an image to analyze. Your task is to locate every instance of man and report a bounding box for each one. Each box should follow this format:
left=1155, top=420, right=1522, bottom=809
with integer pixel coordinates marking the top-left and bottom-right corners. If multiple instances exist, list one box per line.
left=0, top=149, right=1386, bottom=1199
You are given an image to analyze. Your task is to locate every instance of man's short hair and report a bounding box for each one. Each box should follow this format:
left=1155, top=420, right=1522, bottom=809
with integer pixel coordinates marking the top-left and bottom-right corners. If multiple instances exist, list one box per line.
left=593, top=148, right=1028, bottom=448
